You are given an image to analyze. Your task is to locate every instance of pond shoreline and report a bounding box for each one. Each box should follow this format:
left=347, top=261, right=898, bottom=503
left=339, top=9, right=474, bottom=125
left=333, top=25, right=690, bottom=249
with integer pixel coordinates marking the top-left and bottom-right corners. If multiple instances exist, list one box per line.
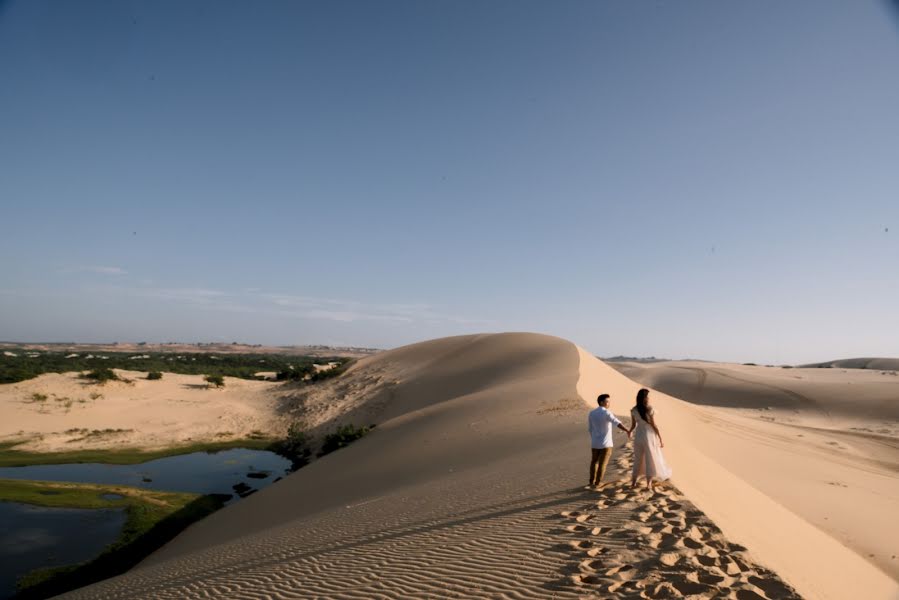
left=1, top=479, right=228, bottom=600
left=0, top=442, right=297, bottom=600
left=0, top=437, right=279, bottom=468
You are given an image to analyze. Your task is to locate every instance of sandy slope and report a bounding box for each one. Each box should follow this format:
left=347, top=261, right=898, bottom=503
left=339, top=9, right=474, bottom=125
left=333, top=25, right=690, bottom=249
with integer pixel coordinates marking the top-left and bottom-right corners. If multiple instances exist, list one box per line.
left=50, top=332, right=887, bottom=600
left=612, top=360, right=899, bottom=581
left=0, top=371, right=285, bottom=451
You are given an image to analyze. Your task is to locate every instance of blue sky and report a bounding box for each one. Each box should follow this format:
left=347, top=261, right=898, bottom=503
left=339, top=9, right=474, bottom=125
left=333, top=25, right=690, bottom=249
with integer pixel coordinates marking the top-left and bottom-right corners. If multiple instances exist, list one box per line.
left=1, top=0, right=897, bottom=363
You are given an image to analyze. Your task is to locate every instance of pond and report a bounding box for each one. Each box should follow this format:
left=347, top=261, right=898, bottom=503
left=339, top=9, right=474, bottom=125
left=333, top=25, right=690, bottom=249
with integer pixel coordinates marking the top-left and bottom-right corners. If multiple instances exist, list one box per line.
left=0, top=503, right=126, bottom=600
left=0, top=448, right=292, bottom=498
left=0, top=448, right=292, bottom=597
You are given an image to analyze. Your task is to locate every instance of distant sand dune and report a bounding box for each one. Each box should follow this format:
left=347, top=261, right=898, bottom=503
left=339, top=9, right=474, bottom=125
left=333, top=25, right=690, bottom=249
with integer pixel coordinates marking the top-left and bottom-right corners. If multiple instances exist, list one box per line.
left=801, top=357, right=899, bottom=371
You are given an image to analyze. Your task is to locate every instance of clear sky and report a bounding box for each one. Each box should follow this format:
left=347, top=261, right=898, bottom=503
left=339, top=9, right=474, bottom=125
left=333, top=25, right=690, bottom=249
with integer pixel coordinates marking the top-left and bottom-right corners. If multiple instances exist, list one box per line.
left=1, top=0, right=897, bottom=364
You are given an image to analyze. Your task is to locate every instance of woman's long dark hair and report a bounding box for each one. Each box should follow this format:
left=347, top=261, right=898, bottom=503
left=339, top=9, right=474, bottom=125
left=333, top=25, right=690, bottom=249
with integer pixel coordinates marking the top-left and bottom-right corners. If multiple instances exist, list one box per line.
left=635, top=388, right=650, bottom=422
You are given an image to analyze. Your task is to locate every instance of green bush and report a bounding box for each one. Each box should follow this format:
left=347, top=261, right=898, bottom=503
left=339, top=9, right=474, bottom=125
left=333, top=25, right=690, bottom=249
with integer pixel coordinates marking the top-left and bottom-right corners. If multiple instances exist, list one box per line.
left=319, top=424, right=370, bottom=456
left=309, top=361, right=352, bottom=382
left=204, top=374, right=225, bottom=388
left=270, top=422, right=312, bottom=468
left=146, top=372, right=163, bottom=380
left=81, top=368, right=119, bottom=383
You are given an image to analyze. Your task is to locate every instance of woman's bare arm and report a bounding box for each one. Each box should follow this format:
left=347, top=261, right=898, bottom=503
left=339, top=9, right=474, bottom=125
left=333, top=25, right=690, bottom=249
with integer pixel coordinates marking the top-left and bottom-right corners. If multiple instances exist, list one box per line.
left=647, top=412, right=663, bottom=447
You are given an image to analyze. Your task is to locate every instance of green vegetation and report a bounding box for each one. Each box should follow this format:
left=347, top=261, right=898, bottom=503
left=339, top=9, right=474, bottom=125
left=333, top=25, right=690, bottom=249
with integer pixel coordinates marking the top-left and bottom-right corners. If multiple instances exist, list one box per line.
left=2, top=479, right=228, bottom=599
left=270, top=422, right=312, bottom=468
left=146, top=371, right=163, bottom=380
left=80, top=368, right=119, bottom=383
left=319, top=424, right=371, bottom=456
left=0, top=438, right=276, bottom=467
left=277, top=359, right=354, bottom=383
left=204, top=373, right=225, bottom=388
left=29, top=393, right=48, bottom=403
left=0, top=349, right=351, bottom=384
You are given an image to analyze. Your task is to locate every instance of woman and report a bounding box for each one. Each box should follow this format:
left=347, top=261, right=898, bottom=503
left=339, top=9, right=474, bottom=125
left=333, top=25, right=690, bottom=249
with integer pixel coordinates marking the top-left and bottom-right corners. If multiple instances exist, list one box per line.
left=628, top=388, right=672, bottom=492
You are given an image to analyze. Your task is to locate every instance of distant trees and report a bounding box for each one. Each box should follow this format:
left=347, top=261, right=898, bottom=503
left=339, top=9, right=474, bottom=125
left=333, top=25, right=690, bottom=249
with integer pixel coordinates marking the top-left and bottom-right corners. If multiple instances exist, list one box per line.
left=0, top=350, right=349, bottom=385
left=309, top=362, right=351, bottom=382
left=276, top=359, right=353, bottom=384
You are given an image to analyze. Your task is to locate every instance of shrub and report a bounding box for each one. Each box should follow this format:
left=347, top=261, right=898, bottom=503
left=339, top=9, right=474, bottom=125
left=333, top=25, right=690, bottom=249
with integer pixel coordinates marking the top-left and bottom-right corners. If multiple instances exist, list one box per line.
left=275, top=369, right=305, bottom=382
left=319, top=424, right=370, bottom=456
left=30, top=393, right=48, bottom=403
left=270, top=422, right=311, bottom=468
left=204, top=374, right=225, bottom=388
left=81, top=368, right=119, bottom=383
left=146, top=372, right=163, bottom=380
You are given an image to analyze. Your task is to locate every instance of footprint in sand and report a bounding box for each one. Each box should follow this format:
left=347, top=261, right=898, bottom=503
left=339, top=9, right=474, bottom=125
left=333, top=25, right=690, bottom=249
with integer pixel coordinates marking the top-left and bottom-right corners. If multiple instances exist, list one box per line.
left=748, top=574, right=795, bottom=597
left=669, top=577, right=716, bottom=597
left=659, top=552, right=682, bottom=567
left=571, top=573, right=604, bottom=586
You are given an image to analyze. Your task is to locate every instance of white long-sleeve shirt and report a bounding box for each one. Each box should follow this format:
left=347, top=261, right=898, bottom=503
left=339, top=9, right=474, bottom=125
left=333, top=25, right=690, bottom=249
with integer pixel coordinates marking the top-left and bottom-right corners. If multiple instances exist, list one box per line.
left=588, top=406, right=623, bottom=449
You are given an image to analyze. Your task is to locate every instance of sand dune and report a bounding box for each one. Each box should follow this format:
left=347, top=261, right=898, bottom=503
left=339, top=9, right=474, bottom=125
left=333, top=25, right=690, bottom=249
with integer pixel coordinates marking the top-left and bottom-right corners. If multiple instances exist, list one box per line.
left=613, top=359, right=899, bottom=584
left=800, top=357, right=899, bottom=371
left=44, top=334, right=898, bottom=599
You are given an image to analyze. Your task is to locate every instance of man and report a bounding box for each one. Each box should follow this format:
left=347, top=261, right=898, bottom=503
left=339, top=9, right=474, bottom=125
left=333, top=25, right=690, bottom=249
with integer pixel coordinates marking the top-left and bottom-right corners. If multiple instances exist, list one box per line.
left=588, top=393, right=630, bottom=488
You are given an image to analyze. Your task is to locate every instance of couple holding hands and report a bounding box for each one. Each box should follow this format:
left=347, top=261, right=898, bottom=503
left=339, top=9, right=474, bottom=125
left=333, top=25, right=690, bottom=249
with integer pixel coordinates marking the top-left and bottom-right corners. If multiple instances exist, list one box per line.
left=588, top=388, right=671, bottom=493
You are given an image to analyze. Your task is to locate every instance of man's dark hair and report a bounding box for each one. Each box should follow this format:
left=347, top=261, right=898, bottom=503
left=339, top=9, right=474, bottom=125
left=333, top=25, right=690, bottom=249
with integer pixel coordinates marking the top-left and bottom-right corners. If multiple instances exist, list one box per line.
left=597, top=394, right=610, bottom=405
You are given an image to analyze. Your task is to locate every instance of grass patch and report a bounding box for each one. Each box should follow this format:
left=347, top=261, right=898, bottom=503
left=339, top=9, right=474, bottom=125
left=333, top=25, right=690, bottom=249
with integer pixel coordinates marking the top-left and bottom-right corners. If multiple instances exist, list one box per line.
left=3, top=479, right=228, bottom=599
left=0, top=438, right=277, bottom=467
left=65, top=428, right=134, bottom=443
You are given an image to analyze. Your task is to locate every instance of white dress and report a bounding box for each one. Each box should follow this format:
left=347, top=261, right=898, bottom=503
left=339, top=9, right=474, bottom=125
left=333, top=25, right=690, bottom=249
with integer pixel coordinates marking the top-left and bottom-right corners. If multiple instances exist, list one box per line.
left=631, top=406, right=672, bottom=480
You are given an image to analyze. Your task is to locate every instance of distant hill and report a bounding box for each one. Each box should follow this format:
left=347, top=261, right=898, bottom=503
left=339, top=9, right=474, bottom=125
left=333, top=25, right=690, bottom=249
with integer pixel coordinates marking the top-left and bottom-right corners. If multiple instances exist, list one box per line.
left=800, top=357, right=899, bottom=371
left=601, top=355, right=672, bottom=363
left=0, top=341, right=380, bottom=358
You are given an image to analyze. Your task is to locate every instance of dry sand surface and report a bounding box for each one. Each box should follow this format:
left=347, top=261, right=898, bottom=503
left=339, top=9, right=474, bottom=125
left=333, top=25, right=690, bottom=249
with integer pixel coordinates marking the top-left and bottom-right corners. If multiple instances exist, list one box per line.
left=612, top=360, right=899, bottom=581
left=0, top=371, right=286, bottom=451
left=50, top=333, right=897, bottom=600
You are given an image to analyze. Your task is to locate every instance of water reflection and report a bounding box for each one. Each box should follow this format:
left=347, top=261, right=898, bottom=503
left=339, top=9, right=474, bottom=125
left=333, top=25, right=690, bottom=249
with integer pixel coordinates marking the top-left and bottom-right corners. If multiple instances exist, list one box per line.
left=0, top=503, right=126, bottom=599
left=0, top=449, right=291, bottom=496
